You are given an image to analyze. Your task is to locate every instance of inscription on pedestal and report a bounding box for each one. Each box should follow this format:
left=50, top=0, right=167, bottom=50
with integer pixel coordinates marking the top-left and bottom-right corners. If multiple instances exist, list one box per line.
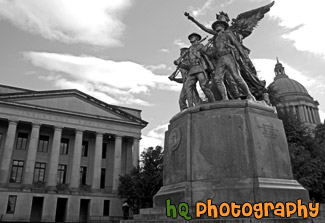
left=259, top=124, right=278, bottom=139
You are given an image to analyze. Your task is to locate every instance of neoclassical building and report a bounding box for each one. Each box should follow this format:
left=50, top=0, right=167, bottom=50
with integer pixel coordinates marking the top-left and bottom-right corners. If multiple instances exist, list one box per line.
left=0, top=84, right=147, bottom=222
left=268, top=59, right=321, bottom=127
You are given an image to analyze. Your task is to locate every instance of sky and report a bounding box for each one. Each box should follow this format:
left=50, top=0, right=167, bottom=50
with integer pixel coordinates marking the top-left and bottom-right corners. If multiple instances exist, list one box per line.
left=0, top=0, right=325, bottom=151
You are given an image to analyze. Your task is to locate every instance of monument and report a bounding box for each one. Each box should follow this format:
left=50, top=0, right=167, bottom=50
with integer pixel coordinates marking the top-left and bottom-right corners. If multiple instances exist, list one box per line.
left=123, top=1, right=316, bottom=222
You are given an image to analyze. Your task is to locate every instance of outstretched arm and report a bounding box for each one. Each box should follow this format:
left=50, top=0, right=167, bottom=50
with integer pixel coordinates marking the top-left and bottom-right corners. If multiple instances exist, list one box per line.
left=184, top=12, right=217, bottom=36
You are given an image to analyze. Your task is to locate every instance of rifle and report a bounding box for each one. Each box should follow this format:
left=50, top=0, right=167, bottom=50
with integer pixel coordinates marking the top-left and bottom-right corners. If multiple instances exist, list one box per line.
left=168, top=36, right=208, bottom=80
left=168, top=69, right=180, bottom=81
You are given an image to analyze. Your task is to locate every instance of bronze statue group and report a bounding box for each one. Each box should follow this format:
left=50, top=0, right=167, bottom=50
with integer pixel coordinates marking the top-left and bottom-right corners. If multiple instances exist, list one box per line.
left=169, top=2, right=274, bottom=111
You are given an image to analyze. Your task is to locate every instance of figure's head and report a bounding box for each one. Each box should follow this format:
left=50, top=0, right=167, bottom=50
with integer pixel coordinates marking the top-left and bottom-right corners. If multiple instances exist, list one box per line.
left=188, top=33, right=202, bottom=45
left=213, top=23, right=226, bottom=32
left=180, top=47, right=188, bottom=56
left=212, top=11, right=229, bottom=31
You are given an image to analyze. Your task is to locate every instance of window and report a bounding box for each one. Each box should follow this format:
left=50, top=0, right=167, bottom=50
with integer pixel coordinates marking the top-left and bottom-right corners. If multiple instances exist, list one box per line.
left=6, top=195, right=17, bottom=214
left=33, top=162, right=46, bottom=183
left=102, top=143, right=107, bottom=159
left=16, top=132, right=28, bottom=150
left=38, top=135, right=49, bottom=153
left=82, top=141, right=88, bottom=157
left=103, top=200, right=110, bottom=216
left=60, top=138, right=69, bottom=155
left=80, top=166, right=87, bottom=185
left=100, top=168, right=106, bottom=189
left=9, top=160, right=24, bottom=183
left=57, top=164, right=67, bottom=184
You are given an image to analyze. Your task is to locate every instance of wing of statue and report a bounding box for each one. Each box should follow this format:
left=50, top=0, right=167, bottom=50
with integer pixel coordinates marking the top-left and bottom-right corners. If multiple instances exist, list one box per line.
left=230, top=1, right=274, bottom=39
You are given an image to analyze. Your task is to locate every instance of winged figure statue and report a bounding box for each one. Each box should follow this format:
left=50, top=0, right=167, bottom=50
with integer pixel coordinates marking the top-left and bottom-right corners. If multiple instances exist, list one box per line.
left=184, top=1, right=274, bottom=102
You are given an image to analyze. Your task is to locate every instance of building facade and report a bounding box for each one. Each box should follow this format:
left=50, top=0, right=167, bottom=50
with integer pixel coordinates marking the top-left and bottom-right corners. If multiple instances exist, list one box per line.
left=0, top=85, right=147, bottom=222
left=268, top=59, right=321, bottom=127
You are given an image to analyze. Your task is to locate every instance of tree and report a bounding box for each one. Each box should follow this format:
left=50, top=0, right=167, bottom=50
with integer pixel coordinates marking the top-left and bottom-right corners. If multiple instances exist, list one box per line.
left=315, top=122, right=325, bottom=149
left=267, top=84, right=281, bottom=106
left=118, top=146, right=163, bottom=214
left=138, top=146, right=163, bottom=208
left=118, top=167, right=142, bottom=213
left=277, top=109, right=325, bottom=202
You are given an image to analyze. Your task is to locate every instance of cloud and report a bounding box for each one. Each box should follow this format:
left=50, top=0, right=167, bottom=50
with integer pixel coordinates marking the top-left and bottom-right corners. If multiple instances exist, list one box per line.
left=191, top=0, right=214, bottom=16
left=190, top=0, right=233, bottom=17
left=140, top=124, right=168, bottom=151
left=268, top=0, right=325, bottom=58
left=23, top=52, right=180, bottom=106
left=0, top=0, right=131, bottom=47
left=145, top=64, right=172, bottom=72
left=220, top=0, right=234, bottom=8
left=173, top=39, right=189, bottom=48
left=160, top=49, right=170, bottom=53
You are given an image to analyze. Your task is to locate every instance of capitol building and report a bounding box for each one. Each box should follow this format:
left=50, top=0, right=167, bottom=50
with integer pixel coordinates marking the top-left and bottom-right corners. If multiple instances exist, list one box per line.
left=268, top=59, right=321, bottom=127
left=0, top=84, right=147, bottom=222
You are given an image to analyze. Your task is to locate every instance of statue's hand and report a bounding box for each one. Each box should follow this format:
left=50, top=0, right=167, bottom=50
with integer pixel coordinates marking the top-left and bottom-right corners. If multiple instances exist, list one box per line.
left=184, top=12, right=193, bottom=21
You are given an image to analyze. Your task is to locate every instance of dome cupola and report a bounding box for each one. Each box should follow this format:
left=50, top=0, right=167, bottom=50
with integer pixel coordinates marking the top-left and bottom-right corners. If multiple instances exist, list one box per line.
left=268, top=58, right=321, bottom=126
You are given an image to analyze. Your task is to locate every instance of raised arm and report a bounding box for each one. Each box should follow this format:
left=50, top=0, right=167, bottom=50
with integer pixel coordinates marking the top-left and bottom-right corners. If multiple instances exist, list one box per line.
left=184, top=12, right=217, bottom=36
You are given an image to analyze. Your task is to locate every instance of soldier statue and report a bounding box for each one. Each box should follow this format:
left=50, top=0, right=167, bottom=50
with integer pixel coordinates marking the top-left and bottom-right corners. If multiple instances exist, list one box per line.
left=169, top=47, right=203, bottom=111
left=184, top=1, right=275, bottom=101
left=174, top=33, right=215, bottom=107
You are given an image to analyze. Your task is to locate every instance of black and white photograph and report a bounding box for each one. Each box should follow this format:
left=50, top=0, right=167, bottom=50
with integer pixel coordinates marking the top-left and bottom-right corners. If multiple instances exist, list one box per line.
left=0, top=0, right=324, bottom=222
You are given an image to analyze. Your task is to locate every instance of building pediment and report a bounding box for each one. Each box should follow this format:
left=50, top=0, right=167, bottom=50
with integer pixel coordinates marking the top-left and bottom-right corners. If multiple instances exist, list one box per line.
left=0, top=84, right=34, bottom=94
left=0, top=89, right=147, bottom=126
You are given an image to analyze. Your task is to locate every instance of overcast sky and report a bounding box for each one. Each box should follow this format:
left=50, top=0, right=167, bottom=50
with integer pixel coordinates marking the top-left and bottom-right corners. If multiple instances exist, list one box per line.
left=0, top=0, right=324, bottom=150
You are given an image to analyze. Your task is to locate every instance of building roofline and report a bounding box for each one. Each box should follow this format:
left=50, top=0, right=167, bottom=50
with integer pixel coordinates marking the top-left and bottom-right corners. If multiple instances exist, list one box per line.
left=0, top=88, right=148, bottom=126
left=0, top=84, right=35, bottom=92
left=0, top=100, right=147, bottom=128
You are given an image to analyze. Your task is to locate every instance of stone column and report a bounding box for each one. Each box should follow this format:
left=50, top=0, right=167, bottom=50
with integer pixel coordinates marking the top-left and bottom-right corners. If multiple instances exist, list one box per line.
left=91, top=132, right=103, bottom=190
left=303, top=106, right=309, bottom=123
left=70, top=129, right=83, bottom=189
left=304, top=106, right=309, bottom=123
left=305, top=106, right=311, bottom=124
left=314, top=108, right=321, bottom=124
left=294, top=106, right=299, bottom=120
left=308, top=106, right=316, bottom=124
left=310, top=107, right=316, bottom=124
left=0, top=120, right=18, bottom=184
left=293, top=106, right=298, bottom=116
left=47, top=127, right=63, bottom=188
left=23, top=123, right=41, bottom=185
left=132, top=138, right=140, bottom=168
left=112, top=135, right=122, bottom=192
left=298, top=105, right=306, bottom=122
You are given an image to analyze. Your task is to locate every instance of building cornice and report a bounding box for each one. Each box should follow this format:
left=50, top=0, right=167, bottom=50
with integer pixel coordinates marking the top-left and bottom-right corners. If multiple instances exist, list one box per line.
left=0, top=100, right=147, bottom=128
left=0, top=89, right=148, bottom=126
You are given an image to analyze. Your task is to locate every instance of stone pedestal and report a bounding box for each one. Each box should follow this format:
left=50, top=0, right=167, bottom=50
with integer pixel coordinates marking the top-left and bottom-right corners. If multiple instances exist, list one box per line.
left=125, top=101, right=310, bottom=223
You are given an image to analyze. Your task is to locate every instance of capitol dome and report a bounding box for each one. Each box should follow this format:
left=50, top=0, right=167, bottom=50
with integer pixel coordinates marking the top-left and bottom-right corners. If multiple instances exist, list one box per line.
left=272, top=76, right=308, bottom=96
left=268, top=58, right=321, bottom=126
